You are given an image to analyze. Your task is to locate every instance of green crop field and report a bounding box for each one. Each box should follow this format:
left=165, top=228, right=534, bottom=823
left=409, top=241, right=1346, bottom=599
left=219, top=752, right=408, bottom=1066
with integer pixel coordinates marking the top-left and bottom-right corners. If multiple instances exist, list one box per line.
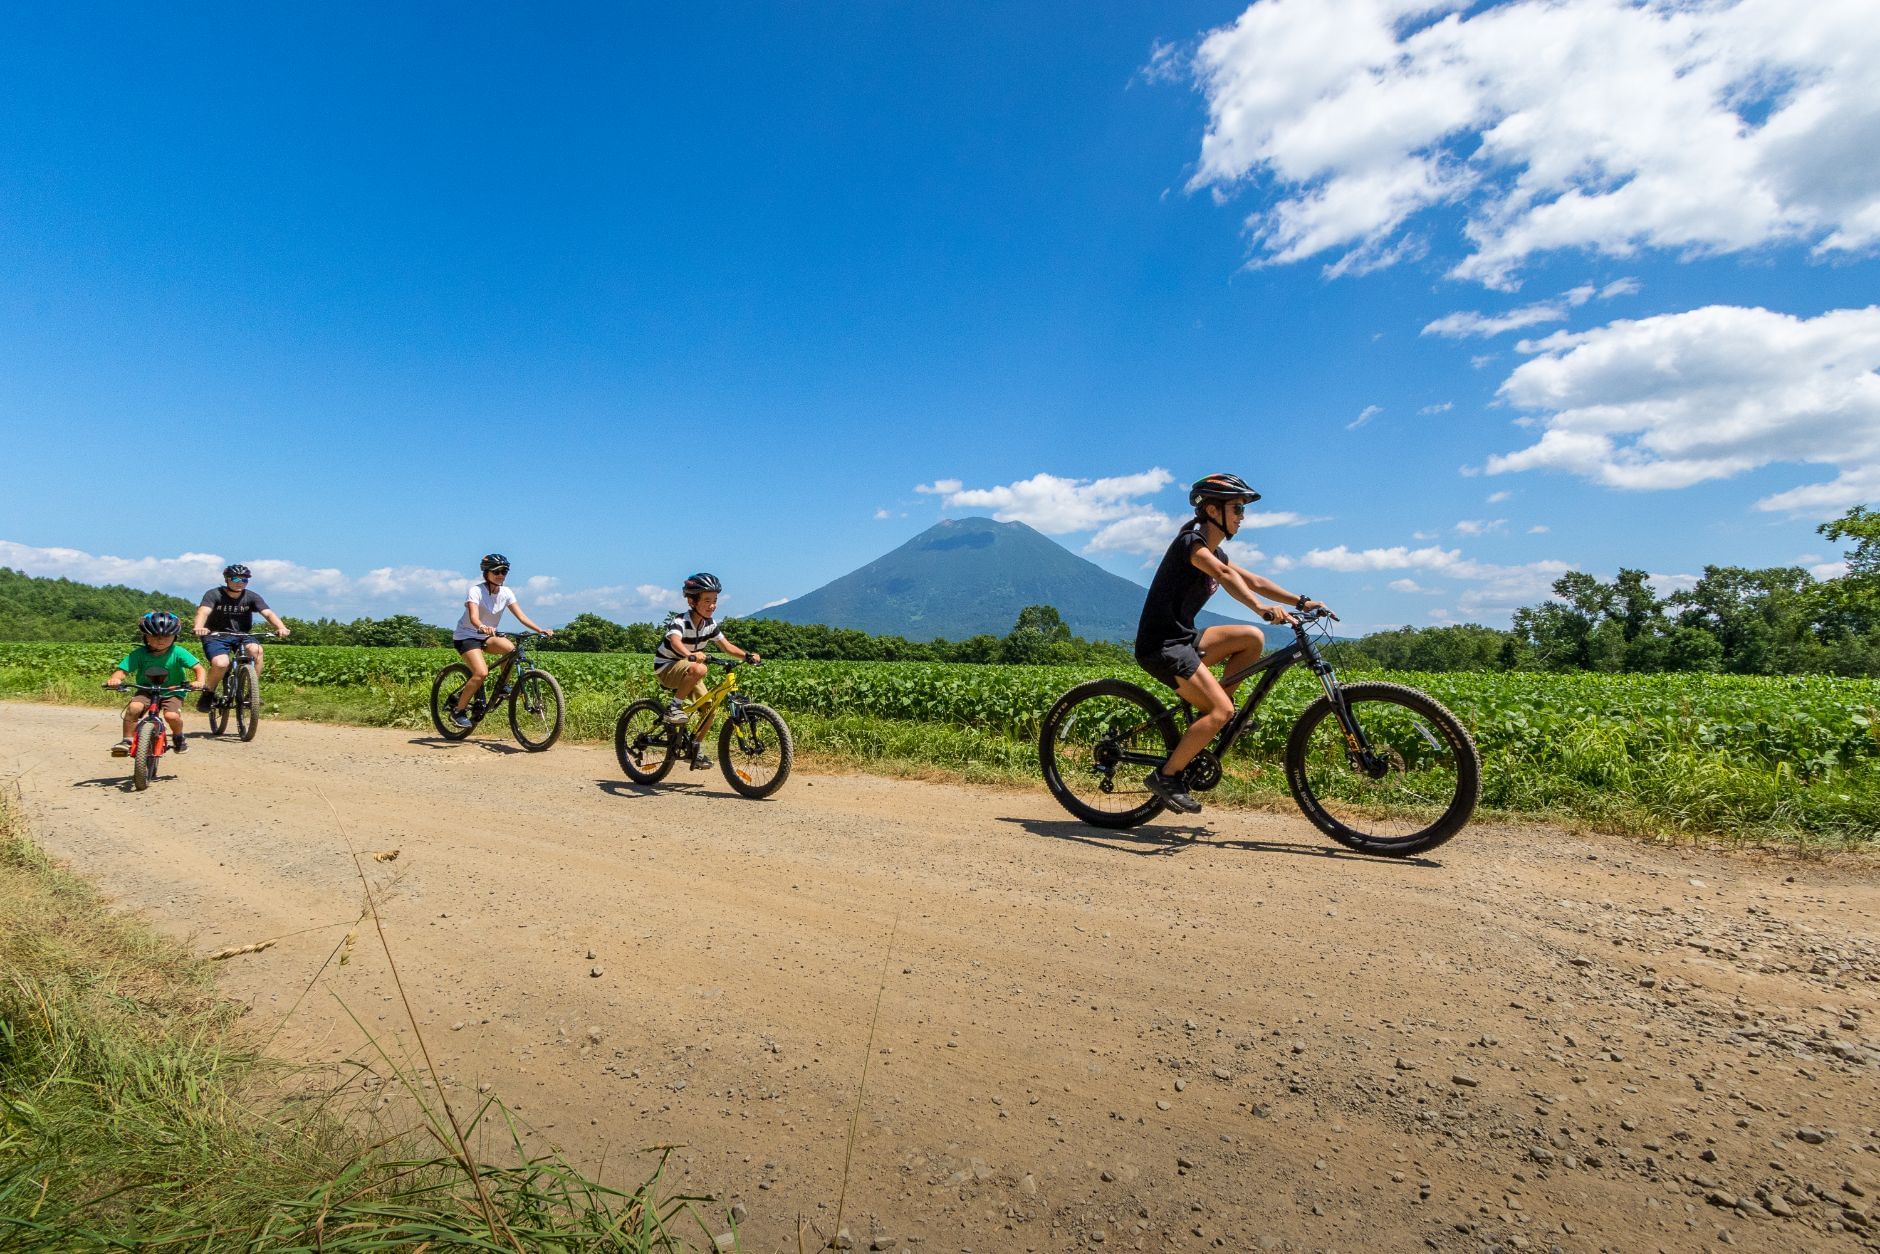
left=3, top=642, right=1875, bottom=845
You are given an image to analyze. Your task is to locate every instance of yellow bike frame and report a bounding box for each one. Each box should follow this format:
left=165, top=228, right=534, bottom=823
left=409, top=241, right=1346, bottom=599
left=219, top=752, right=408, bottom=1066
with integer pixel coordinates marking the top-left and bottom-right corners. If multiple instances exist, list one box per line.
left=674, top=663, right=741, bottom=740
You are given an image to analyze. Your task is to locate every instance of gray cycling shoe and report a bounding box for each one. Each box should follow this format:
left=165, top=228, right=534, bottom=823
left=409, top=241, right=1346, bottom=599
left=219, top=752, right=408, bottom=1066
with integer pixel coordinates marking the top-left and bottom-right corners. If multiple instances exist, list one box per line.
left=688, top=747, right=713, bottom=771
left=445, top=705, right=471, bottom=729
left=1143, top=769, right=1201, bottom=814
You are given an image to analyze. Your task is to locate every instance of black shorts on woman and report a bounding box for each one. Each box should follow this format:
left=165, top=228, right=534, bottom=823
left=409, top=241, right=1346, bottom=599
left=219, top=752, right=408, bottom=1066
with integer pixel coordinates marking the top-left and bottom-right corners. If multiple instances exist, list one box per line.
left=1133, top=519, right=1223, bottom=690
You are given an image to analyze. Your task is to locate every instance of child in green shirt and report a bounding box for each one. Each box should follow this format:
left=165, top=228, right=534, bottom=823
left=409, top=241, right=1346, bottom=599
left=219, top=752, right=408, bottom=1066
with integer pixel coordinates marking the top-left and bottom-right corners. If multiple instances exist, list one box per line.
left=107, top=611, right=205, bottom=756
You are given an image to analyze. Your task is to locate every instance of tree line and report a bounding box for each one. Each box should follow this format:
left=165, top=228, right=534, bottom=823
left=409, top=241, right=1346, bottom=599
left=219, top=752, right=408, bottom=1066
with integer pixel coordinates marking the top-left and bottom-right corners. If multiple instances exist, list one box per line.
left=1327, top=505, right=1880, bottom=676
left=8, top=505, right=1874, bottom=674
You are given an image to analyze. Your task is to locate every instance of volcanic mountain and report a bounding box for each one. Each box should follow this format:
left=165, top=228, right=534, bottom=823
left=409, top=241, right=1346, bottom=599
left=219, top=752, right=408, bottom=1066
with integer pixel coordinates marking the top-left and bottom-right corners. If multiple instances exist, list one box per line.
left=753, top=517, right=1244, bottom=642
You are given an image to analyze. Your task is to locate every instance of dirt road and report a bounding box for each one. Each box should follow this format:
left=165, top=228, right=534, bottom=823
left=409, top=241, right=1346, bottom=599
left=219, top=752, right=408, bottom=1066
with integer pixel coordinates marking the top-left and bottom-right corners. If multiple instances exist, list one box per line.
left=4, top=701, right=1878, bottom=1252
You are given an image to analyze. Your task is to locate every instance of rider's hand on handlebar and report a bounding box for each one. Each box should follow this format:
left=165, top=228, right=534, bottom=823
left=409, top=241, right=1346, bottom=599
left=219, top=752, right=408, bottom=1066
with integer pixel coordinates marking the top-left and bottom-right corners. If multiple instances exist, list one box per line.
left=194, top=627, right=209, bottom=637
left=1262, top=604, right=1297, bottom=626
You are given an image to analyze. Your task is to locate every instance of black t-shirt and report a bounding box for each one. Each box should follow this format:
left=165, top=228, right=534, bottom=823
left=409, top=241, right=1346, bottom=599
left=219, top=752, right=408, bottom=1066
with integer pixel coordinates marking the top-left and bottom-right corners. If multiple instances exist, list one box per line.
left=1135, top=520, right=1222, bottom=655
left=199, top=588, right=271, bottom=633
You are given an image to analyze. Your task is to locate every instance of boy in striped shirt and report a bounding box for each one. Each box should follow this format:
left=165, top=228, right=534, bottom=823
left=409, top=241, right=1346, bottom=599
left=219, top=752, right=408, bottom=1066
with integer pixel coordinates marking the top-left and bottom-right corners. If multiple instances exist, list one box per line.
left=654, top=572, right=760, bottom=768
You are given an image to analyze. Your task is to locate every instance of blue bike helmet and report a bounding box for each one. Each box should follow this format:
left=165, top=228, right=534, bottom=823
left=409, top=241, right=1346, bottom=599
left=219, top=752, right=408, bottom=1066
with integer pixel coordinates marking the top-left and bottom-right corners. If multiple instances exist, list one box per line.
left=682, top=572, right=721, bottom=596
left=140, top=610, right=181, bottom=637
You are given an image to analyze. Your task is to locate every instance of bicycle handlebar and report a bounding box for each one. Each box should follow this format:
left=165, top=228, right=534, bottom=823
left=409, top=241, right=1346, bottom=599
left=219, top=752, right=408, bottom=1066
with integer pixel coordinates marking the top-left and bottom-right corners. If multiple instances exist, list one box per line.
left=104, top=682, right=195, bottom=694
left=706, top=655, right=761, bottom=668
left=200, top=630, right=275, bottom=640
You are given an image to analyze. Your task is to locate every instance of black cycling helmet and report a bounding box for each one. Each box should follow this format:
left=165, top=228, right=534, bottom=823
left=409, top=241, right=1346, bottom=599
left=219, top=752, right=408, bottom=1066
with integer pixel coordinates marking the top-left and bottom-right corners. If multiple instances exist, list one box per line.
left=682, top=572, right=722, bottom=596
left=223, top=563, right=251, bottom=581
left=1189, top=472, right=1261, bottom=509
left=140, top=610, right=181, bottom=637
left=480, top=553, right=510, bottom=573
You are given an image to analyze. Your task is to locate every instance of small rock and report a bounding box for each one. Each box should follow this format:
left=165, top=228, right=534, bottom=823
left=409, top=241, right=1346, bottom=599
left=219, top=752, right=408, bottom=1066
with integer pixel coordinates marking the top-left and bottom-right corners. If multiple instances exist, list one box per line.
left=1174, top=1078, right=1187, bottom=1092
left=1797, top=1127, right=1828, bottom=1145
left=1708, top=1190, right=1738, bottom=1209
left=1395, top=1058, right=1418, bottom=1071
left=1452, top=1074, right=1479, bottom=1088
left=1177, top=1156, right=1197, bottom=1170
left=586, top=948, right=597, bottom=960
left=589, top=966, right=604, bottom=978
left=1212, top=1067, right=1232, bottom=1081
left=586, top=1025, right=603, bottom=1044
left=1157, top=1100, right=1172, bottom=1111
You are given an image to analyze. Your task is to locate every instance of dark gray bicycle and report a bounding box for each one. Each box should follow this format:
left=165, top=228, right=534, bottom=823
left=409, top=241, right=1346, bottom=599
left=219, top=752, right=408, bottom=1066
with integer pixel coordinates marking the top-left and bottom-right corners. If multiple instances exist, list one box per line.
left=200, top=630, right=269, bottom=741
left=428, top=632, right=565, bottom=751
left=1038, top=608, right=1479, bottom=855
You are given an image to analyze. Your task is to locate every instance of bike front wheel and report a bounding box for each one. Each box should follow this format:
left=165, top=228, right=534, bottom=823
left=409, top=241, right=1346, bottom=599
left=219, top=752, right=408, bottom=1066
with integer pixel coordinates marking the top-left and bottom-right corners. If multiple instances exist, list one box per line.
left=236, top=664, right=260, bottom=742
left=132, top=724, right=157, bottom=791
left=1284, top=681, right=1479, bottom=856
left=509, top=669, right=565, bottom=751
left=430, top=664, right=476, bottom=741
left=615, top=699, right=677, bottom=784
left=1039, top=679, right=1181, bottom=829
left=719, top=703, right=793, bottom=799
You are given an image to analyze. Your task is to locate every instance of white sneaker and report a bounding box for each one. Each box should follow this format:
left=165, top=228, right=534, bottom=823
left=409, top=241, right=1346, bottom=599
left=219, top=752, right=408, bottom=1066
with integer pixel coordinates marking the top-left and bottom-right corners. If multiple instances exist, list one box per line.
left=663, top=700, right=688, bottom=724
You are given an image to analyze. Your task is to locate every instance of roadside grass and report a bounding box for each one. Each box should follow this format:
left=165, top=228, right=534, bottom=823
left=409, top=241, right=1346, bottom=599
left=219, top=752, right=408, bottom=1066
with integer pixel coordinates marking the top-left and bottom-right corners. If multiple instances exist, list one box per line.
left=4, top=658, right=1877, bottom=849
left=0, top=788, right=719, bottom=1250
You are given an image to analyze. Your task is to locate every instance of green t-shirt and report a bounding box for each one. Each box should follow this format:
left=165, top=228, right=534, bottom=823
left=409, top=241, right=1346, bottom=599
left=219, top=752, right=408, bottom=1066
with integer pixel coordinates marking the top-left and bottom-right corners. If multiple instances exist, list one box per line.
left=115, top=644, right=200, bottom=691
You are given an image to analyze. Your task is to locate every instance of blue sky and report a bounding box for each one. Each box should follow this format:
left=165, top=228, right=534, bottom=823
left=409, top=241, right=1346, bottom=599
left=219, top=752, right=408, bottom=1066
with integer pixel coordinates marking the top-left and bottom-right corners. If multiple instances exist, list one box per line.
left=3, top=1, right=1876, bottom=633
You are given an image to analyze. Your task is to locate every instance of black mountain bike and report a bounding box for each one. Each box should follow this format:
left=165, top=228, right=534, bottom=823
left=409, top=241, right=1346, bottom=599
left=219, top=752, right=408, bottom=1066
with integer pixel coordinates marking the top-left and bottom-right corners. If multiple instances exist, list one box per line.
left=1038, top=608, right=1479, bottom=856
left=429, top=633, right=565, bottom=751
left=200, top=630, right=269, bottom=741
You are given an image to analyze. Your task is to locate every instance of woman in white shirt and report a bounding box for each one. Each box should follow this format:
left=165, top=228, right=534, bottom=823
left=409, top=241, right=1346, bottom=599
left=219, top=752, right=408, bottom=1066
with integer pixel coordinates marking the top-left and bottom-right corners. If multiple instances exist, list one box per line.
left=442, top=553, right=555, bottom=728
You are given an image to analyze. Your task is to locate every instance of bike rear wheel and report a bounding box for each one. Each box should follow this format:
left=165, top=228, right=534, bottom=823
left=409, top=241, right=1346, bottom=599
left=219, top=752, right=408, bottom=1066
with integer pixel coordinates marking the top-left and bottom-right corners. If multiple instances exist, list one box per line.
left=430, top=664, right=476, bottom=741
left=1284, top=681, right=1479, bottom=856
left=509, top=669, right=565, bottom=751
left=236, top=663, right=260, bottom=742
left=132, top=723, right=156, bottom=791
left=615, top=699, right=677, bottom=783
left=1039, top=679, right=1181, bottom=828
left=719, top=703, right=793, bottom=799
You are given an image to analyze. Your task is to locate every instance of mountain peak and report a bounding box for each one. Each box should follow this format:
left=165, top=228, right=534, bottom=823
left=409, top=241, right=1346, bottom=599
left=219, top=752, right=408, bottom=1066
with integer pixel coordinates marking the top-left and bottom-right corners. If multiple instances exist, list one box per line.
left=755, top=515, right=1241, bottom=642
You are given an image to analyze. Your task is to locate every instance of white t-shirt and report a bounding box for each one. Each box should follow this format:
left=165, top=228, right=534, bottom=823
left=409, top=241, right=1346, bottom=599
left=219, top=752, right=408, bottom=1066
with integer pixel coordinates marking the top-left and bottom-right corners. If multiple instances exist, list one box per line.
left=454, top=581, right=519, bottom=641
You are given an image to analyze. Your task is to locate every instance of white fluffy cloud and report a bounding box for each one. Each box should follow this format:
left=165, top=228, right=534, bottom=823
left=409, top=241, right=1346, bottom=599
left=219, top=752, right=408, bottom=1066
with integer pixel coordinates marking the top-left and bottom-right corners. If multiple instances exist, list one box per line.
left=1085, top=510, right=1182, bottom=556
left=0, top=540, right=687, bottom=625
left=916, top=469, right=1174, bottom=534
left=1187, top=0, right=1880, bottom=287
left=1423, top=277, right=1634, bottom=338
left=1281, top=542, right=1572, bottom=616
left=1484, top=304, right=1880, bottom=513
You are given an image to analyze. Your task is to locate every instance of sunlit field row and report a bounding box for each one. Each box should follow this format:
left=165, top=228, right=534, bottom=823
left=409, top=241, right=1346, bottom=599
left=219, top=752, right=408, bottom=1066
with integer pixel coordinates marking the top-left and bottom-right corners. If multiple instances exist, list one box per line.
left=4, top=642, right=1875, bottom=845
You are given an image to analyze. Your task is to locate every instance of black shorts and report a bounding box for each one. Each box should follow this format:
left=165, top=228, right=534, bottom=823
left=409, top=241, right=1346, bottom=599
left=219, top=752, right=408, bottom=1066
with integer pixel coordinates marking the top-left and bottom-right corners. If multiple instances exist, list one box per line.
left=1136, top=639, right=1202, bottom=690
left=452, top=637, right=491, bottom=655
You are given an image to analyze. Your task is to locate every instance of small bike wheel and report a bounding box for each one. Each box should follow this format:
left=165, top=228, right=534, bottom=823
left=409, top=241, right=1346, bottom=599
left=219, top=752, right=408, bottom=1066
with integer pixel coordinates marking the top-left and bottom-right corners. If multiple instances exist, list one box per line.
left=1284, top=681, right=1480, bottom=856
left=719, top=703, right=793, bottom=799
left=430, top=663, right=476, bottom=741
left=1039, top=679, right=1180, bottom=829
left=615, top=699, right=677, bottom=784
left=509, top=669, right=565, bottom=752
left=206, top=680, right=230, bottom=736
left=132, top=725, right=155, bottom=791
left=236, top=664, right=261, bottom=742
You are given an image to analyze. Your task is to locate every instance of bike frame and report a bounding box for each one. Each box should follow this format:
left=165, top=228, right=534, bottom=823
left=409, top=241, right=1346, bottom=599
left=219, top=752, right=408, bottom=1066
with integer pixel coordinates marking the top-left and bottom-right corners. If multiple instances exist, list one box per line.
left=202, top=631, right=267, bottom=701
left=467, top=633, right=541, bottom=710
left=1123, top=611, right=1380, bottom=774
left=674, top=658, right=748, bottom=741
left=118, top=683, right=190, bottom=755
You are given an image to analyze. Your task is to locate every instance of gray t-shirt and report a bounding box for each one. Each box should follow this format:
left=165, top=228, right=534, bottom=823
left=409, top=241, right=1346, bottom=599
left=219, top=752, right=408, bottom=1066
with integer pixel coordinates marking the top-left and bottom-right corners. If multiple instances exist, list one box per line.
left=199, top=587, right=271, bottom=633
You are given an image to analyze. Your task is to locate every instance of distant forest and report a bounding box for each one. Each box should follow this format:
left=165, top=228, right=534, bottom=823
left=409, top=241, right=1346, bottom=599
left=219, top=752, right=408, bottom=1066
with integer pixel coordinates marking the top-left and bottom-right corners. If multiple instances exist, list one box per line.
left=6, top=505, right=1876, bottom=675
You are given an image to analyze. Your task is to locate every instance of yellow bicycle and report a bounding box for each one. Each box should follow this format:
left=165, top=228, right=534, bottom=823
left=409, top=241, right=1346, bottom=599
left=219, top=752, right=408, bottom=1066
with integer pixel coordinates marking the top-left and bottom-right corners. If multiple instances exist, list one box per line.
left=614, top=656, right=793, bottom=798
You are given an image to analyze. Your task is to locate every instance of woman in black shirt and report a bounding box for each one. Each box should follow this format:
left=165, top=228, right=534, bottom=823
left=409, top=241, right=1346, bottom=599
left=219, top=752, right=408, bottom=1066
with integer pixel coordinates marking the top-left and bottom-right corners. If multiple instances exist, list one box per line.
left=1134, top=473, right=1331, bottom=815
